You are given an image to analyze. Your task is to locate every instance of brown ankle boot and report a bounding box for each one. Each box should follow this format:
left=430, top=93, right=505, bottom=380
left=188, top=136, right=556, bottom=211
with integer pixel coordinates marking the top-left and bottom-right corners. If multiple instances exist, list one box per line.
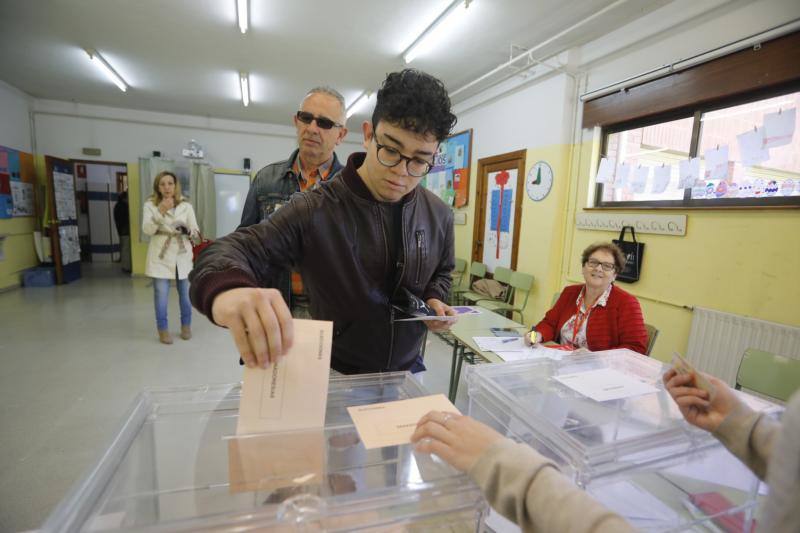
left=180, top=325, right=191, bottom=340
left=158, top=330, right=173, bottom=344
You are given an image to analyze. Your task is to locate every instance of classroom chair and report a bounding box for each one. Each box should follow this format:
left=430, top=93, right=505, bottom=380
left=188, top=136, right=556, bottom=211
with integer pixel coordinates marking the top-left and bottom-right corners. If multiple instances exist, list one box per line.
left=644, top=323, right=659, bottom=356
left=735, top=348, right=800, bottom=403
left=477, top=271, right=534, bottom=322
left=451, top=261, right=487, bottom=304
left=460, top=266, right=513, bottom=306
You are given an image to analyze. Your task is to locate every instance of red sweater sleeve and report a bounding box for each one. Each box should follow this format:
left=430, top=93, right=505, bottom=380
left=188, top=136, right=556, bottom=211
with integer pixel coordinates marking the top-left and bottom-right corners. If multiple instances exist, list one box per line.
left=534, top=285, right=581, bottom=343
left=614, top=289, right=648, bottom=354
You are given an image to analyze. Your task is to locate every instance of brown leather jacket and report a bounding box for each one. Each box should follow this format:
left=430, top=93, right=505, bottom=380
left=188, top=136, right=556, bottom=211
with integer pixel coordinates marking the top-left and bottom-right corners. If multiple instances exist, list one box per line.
left=190, top=153, right=454, bottom=374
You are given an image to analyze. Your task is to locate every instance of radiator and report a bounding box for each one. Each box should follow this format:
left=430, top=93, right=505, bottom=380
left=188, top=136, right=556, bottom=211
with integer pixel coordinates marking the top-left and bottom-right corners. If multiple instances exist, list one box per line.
left=685, top=307, right=800, bottom=385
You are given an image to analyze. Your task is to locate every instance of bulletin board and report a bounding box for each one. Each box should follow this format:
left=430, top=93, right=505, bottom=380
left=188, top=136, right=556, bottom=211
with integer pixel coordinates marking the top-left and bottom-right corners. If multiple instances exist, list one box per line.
left=422, top=129, right=472, bottom=208
left=0, top=145, right=36, bottom=218
left=45, top=155, right=81, bottom=284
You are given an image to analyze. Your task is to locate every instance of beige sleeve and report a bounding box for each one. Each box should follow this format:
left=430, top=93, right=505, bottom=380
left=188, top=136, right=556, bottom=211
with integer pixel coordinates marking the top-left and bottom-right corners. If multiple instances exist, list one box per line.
left=469, top=439, right=635, bottom=533
left=712, top=402, right=779, bottom=480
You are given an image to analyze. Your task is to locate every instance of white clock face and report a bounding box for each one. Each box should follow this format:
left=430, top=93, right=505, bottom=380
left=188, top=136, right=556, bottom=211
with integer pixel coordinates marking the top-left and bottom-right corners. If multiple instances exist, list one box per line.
left=526, top=161, right=553, bottom=201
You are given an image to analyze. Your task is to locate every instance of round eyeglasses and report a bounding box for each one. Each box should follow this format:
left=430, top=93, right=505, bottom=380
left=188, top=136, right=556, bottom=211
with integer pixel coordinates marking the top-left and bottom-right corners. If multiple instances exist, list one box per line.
left=374, top=139, right=433, bottom=178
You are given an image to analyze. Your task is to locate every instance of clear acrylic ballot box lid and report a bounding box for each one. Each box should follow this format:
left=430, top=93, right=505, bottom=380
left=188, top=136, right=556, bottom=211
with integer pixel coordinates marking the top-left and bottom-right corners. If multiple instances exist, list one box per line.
left=466, top=350, right=767, bottom=531
left=42, top=372, right=485, bottom=532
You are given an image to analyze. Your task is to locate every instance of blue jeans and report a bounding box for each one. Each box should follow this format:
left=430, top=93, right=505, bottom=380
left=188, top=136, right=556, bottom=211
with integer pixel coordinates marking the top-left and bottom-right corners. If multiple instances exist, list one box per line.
left=153, top=277, right=191, bottom=331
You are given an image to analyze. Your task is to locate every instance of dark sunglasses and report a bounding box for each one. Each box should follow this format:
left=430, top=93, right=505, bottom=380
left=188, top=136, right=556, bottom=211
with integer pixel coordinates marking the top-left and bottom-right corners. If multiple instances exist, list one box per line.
left=296, top=111, right=343, bottom=130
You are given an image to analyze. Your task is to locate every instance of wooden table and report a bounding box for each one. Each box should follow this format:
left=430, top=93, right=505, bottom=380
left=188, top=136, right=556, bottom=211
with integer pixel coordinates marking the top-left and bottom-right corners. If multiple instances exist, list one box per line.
left=447, top=309, right=528, bottom=401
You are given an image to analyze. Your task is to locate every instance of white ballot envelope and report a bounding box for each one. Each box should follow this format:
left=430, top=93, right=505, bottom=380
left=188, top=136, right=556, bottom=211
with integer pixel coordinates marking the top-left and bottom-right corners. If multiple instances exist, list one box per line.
left=347, top=394, right=460, bottom=449
left=237, top=319, right=333, bottom=435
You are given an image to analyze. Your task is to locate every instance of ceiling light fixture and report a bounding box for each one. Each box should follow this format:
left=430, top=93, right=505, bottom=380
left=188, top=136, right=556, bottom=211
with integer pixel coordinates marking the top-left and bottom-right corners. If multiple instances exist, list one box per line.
left=84, top=48, right=128, bottom=92
left=402, top=0, right=472, bottom=64
left=240, top=72, right=250, bottom=107
left=237, top=0, right=249, bottom=34
left=346, top=91, right=373, bottom=119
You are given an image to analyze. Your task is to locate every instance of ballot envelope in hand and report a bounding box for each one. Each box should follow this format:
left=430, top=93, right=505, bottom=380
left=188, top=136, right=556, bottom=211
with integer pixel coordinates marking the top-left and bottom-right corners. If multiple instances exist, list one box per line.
left=671, top=351, right=716, bottom=400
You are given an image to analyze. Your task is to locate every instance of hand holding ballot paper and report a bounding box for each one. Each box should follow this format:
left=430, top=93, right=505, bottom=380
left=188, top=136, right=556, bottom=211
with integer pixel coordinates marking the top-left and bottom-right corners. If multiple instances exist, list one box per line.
left=663, top=352, right=738, bottom=433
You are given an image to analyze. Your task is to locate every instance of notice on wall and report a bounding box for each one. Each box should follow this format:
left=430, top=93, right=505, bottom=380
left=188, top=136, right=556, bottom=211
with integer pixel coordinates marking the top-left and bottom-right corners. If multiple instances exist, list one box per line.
left=11, top=181, right=34, bottom=216
left=53, top=171, right=76, bottom=221
left=59, top=225, right=81, bottom=264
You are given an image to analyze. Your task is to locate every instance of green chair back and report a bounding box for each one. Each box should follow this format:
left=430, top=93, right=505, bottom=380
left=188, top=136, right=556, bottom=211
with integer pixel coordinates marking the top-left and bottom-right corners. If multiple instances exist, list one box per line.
left=508, top=271, right=534, bottom=313
left=644, top=323, right=659, bottom=356
left=452, top=258, right=467, bottom=288
left=736, top=348, right=800, bottom=403
left=469, top=261, right=487, bottom=279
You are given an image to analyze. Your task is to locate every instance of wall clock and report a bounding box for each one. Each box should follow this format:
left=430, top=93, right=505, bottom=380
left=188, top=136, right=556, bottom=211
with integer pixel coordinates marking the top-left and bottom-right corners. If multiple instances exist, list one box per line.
left=526, top=160, right=553, bottom=201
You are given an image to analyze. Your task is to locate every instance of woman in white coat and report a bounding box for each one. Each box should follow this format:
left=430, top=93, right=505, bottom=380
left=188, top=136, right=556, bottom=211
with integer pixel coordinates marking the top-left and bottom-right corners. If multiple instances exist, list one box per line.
left=142, top=171, right=199, bottom=344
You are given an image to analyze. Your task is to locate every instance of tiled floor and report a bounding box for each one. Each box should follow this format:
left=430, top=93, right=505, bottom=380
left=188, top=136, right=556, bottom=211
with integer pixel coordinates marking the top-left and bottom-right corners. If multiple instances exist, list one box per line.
left=0, top=263, right=471, bottom=532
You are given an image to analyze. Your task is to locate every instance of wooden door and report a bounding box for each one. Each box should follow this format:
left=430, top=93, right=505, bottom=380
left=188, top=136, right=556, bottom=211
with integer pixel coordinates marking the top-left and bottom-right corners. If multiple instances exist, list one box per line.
left=471, top=150, right=527, bottom=272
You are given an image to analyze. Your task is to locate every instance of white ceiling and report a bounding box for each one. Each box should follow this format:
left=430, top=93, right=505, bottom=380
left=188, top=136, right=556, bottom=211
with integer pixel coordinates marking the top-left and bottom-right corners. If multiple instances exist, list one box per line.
left=0, top=0, right=673, bottom=126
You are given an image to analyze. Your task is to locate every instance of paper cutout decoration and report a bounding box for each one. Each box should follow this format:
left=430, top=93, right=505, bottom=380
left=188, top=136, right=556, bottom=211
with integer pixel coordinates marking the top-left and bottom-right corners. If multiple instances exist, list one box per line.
left=752, top=178, right=766, bottom=197
left=490, top=169, right=513, bottom=260
left=763, top=108, right=796, bottom=149
left=714, top=181, right=728, bottom=198
left=781, top=178, right=795, bottom=196
left=596, top=158, right=615, bottom=184
left=651, top=165, right=671, bottom=194
left=691, top=182, right=707, bottom=199
left=736, top=128, right=769, bottom=167
left=678, top=158, right=700, bottom=189
left=613, top=163, right=630, bottom=190
left=765, top=180, right=779, bottom=196
left=703, top=145, right=729, bottom=181
left=728, top=182, right=739, bottom=198
left=739, top=180, right=754, bottom=198
left=630, top=166, right=648, bottom=194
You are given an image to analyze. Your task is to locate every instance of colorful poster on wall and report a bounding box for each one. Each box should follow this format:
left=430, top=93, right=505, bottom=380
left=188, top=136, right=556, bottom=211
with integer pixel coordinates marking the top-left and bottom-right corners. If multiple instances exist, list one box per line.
left=423, top=129, right=472, bottom=208
left=0, top=145, right=36, bottom=217
left=482, top=168, right=518, bottom=272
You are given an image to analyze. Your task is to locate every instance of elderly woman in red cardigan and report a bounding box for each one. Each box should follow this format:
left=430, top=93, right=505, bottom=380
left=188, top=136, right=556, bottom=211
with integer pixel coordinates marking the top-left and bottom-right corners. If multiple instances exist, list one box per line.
left=526, top=242, right=649, bottom=355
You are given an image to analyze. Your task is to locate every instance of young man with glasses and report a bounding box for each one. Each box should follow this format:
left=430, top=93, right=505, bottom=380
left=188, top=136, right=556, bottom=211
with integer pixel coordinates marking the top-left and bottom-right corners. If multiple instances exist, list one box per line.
left=238, top=86, right=348, bottom=318
left=190, top=69, right=458, bottom=375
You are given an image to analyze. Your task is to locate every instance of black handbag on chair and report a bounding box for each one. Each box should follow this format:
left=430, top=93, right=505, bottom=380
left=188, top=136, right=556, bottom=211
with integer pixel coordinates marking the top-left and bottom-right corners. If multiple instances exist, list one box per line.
left=612, top=226, right=644, bottom=283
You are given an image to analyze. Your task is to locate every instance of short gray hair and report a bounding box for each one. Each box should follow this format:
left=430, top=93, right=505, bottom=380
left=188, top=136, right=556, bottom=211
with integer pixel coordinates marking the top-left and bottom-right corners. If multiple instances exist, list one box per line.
left=303, top=86, right=346, bottom=121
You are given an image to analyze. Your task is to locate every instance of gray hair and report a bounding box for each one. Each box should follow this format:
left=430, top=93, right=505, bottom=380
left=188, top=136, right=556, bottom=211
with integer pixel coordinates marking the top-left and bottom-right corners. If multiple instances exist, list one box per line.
left=303, top=86, right=346, bottom=121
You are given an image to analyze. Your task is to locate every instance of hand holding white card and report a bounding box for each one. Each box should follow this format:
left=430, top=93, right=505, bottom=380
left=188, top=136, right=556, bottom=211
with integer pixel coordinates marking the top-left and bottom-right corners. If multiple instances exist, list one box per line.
left=237, top=319, right=332, bottom=435
left=347, top=394, right=460, bottom=449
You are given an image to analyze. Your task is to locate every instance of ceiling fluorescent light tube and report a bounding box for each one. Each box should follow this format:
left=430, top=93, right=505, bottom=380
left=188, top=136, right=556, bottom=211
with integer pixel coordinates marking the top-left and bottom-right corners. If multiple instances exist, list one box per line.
left=237, top=0, right=249, bottom=34
left=85, top=48, right=128, bottom=92
left=346, top=91, right=372, bottom=119
left=402, top=0, right=470, bottom=64
left=240, top=72, right=250, bottom=107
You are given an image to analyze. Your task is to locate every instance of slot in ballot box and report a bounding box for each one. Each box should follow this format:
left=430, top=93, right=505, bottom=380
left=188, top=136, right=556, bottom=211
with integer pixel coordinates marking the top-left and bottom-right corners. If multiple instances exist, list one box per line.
left=42, top=372, right=486, bottom=532
left=466, top=349, right=772, bottom=532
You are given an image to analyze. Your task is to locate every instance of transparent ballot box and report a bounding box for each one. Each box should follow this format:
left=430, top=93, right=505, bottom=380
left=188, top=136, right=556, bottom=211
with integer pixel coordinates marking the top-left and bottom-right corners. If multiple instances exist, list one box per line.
left=43, top=372, right=486, bottom=532
left=466, top=350, right=765, bottom=532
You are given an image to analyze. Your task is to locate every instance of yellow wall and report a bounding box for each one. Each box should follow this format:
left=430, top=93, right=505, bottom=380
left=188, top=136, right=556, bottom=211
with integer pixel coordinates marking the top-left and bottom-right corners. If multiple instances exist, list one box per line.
left=454, top=137, right=800, bottom=364
left=127, top=163, right=149, bottom=276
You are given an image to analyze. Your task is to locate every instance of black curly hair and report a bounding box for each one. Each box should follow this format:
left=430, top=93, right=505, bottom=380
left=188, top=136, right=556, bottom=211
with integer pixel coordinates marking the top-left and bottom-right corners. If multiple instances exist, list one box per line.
left=371, top=69, right=457, bottom=142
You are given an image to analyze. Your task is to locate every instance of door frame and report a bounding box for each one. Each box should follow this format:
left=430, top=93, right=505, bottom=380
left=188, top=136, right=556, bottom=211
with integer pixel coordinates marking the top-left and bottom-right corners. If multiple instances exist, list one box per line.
left=471, top=149, right=527, bottom=271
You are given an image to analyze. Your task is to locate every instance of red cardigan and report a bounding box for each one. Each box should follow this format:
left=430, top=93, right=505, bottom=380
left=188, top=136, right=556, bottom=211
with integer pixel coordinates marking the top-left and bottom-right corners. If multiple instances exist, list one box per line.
left=534, top=284, right=648, bottom=355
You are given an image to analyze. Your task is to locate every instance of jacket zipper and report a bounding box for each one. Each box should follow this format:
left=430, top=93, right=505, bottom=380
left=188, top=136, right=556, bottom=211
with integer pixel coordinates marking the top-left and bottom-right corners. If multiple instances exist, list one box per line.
left=415, top=230, right=424, bottom=286
left=380, top=205, right=397, bottom=371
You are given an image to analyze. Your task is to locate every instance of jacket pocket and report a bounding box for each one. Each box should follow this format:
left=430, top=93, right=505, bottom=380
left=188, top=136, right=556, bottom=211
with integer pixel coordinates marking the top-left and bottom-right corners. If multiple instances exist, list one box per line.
left=258, top=193, right=290, bottom=222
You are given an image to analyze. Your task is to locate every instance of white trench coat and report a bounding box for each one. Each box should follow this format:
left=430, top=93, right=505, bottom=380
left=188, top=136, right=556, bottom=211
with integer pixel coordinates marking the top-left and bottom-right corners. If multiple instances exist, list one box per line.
left=142, top=199, right=199, bottom=279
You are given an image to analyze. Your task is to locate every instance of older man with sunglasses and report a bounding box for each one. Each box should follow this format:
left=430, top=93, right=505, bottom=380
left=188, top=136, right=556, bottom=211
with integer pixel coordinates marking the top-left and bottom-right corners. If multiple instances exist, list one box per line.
left=238, top=86, right=349, bottom=317
left=191, top=69, right=458, bottom=375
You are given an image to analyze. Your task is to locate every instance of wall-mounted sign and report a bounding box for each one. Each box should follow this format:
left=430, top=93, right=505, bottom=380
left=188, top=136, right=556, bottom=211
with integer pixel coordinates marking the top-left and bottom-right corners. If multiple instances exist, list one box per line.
left=576, top=212, right=686, bottom=236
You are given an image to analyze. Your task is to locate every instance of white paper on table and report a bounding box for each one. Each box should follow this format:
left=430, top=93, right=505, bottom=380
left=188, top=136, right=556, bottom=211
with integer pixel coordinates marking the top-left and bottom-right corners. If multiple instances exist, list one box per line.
left=472, top=336, right=527, bottom=352
left=678, top=157, right=700, bottom=189
left=553, top=368, right=658, bottom=402
left=703, top=145, right=729, bottom=181
left=651, top=165, right=671, bottom=194
left=763, top=107, right=796, bottom=148
left=612, top=162, right=630, bottom=189
left=595, top=157, right=615, bottom=184
left=736, top=128, right=770, bottom=167
left=590, top=480, right=681, bottom=523
left=630, top=166, right=649, bottom=194
left=495, top=346, right=567, bottom=362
